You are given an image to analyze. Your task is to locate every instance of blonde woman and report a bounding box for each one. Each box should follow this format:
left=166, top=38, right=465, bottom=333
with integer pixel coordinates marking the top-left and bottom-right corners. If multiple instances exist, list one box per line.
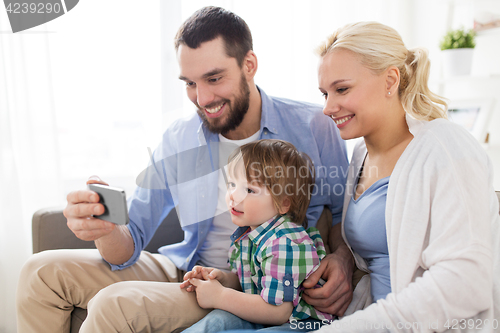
left=314, top=22, right=500, bottom=332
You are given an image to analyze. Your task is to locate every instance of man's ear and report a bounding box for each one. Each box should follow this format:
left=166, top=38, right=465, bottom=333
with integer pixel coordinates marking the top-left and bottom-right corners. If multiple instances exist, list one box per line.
left=242, top=50, right=258, bottom=80
left=279, top=197, right=291, bottom=215
left=386, top=66, right=400, bottom=96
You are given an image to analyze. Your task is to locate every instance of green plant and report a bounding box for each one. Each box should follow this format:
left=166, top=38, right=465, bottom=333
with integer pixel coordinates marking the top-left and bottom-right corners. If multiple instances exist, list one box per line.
left=440, top=28, right=476, bottom=50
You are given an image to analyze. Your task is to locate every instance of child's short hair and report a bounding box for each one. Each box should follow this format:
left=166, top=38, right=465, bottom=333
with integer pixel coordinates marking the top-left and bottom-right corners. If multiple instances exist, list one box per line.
left=227, top=139, right=315, bottom=226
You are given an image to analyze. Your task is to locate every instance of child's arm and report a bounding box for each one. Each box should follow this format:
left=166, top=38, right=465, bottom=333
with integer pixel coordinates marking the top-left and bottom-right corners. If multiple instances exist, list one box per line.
left=189, top=277, right=293, bottom=325
left=180, top=266, right=241, bottom=291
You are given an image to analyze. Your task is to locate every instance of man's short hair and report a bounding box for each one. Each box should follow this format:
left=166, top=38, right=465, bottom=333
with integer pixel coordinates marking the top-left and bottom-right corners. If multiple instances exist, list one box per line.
left=174, top=6, right=253, bottom=67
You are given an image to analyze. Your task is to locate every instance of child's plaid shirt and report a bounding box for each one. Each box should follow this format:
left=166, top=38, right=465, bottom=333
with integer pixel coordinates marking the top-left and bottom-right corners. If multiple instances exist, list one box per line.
left=228, top=215, right=335, bottom=321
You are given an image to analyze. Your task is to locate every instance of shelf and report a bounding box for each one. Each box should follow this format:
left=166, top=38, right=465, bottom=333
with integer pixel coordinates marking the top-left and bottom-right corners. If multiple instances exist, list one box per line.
left=476, top=26, right=500, bottom=36
left=431, top=74, right=500, bottom=85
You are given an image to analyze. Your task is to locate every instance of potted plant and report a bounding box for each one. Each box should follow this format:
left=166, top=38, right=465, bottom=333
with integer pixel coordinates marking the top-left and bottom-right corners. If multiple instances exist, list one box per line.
left=440, top=28, right=476, bottom=78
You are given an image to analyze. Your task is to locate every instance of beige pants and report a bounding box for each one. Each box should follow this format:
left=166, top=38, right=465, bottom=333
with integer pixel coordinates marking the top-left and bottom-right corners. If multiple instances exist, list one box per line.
left=16, top=249, right=211, bottom=333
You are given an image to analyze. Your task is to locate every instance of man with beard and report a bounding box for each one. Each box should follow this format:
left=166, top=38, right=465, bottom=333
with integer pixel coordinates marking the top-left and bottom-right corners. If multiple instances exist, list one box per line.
left=16, top=6, right=352, bottom=333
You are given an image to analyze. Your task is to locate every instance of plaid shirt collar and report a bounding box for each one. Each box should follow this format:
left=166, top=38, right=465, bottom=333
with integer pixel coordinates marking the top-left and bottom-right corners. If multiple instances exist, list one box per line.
left=230, top=215, right=287, bottom=245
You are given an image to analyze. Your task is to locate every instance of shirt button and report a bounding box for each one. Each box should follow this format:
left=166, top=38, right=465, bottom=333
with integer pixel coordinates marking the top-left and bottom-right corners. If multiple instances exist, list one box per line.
left=284, top=280, right=291, bottom=287
left=264, top=131, right=268, bottom=135
left=186, top=258, right=189, bottom=262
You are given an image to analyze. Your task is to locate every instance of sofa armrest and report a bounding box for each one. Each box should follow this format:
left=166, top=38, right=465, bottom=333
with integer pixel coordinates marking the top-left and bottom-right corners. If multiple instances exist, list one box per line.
left=32, top=207, right=95, bottom=253
left=32, top=208, right=184, bottom=254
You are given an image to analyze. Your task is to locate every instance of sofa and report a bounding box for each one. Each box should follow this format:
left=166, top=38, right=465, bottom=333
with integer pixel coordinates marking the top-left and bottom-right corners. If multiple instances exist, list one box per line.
left=31, top=207, right=184, bottom=333
left=31, top=192, right=500, bottom=332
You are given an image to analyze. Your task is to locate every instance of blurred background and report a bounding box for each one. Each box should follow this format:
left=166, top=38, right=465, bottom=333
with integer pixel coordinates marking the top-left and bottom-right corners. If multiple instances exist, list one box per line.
left=1, top=0, right=499, bottom=331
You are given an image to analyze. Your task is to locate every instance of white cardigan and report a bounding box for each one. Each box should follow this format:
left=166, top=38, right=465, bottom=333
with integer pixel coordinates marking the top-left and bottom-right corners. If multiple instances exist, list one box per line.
left=319, top=116, right=500, bottom=333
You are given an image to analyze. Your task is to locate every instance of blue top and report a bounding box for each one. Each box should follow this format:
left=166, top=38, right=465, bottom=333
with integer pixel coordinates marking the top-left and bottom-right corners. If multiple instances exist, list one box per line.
left=344, top=176, right=391, bottom=302
left=109, top=87, right=349, bottom=271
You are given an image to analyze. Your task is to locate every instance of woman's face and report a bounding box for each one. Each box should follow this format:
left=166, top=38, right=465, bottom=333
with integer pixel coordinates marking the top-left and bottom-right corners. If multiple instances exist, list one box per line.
left=318, top=49, right=389, bottom=141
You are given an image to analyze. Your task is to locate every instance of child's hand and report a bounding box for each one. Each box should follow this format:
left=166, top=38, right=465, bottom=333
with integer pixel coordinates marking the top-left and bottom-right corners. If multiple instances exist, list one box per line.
left=180, top=266, right=205, bottom=291
left=179, top=266, right=223, bottom=291
left=188, top=277, right=225, bottom=309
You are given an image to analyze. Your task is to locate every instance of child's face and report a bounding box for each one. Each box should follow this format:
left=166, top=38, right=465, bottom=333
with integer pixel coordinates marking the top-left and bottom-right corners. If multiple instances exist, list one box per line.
left=225, top=161, right=279, bottom=230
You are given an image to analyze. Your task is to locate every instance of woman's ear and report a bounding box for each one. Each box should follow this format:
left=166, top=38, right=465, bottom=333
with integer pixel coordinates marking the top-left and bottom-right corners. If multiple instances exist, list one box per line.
left=279, top=198, right=291, bottom=215
left=386, top=66, right=400, bottom=96
left=243, top=50, right=258, bottom=80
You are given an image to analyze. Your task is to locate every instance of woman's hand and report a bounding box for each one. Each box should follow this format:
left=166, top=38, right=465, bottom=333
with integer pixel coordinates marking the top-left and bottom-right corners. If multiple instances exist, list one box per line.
left=300, top=221, right=355, bottom=316
left=301, top=246, right=354, bottom=316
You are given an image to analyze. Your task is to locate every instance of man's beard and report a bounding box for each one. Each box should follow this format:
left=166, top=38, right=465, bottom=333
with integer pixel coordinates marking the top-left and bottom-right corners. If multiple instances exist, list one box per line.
left=196, top=74, right=250, bottom=135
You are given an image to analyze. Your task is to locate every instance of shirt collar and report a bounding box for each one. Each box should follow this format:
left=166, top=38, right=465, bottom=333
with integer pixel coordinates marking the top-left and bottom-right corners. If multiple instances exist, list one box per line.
left=197, top=121, right=218, bottom=145
left=230, top=215, right=287, bottom=245
left=259, top=87, right=280, bottom=135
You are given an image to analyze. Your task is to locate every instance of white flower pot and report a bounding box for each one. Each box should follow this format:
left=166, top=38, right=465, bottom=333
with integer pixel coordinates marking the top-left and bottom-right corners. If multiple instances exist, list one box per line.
left=441, top=48, right=474, bottom=78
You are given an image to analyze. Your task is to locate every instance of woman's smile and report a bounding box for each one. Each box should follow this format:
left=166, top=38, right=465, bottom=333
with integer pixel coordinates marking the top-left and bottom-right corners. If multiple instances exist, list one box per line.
left=332, top=114, right=355, bottom=127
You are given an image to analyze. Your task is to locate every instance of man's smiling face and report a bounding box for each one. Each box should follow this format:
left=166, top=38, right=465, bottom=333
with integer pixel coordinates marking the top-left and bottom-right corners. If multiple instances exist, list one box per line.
left=177, top=37, right=250, bottom=135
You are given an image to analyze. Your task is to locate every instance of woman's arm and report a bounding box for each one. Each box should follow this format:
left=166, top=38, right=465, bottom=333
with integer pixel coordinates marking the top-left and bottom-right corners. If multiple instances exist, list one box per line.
left=189, top=278, right=293, bottom=325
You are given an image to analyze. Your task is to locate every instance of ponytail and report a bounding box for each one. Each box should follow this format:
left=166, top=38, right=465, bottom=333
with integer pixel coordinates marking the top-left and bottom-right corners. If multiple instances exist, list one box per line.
left=400, top=48, right=447, bottom=120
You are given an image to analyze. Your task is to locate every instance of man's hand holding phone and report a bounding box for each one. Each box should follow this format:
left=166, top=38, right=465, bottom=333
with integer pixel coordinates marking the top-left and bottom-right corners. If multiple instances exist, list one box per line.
left=63, top=176, right=117, bottom=241
left=64, top=175, right=135, bottom=265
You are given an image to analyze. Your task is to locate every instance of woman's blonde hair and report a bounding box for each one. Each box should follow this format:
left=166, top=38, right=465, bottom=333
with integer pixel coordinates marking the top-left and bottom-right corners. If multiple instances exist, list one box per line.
left=317, top=21, right=447, bottom=121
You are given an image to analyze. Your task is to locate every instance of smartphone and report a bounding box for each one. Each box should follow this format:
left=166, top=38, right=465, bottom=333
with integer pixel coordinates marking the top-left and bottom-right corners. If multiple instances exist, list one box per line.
left=88, top=184, right=129, bottom=225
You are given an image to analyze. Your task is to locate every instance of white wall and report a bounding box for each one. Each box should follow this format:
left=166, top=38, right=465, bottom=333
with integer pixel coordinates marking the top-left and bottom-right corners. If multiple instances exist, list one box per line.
left=48, top=1, right=163, bottom=197
left=0, top=1, right=162, bottom=332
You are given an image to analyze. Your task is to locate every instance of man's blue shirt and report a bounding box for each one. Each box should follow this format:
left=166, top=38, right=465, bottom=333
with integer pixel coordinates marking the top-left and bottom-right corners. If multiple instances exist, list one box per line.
left=110, top=88, right=348, bottom=271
